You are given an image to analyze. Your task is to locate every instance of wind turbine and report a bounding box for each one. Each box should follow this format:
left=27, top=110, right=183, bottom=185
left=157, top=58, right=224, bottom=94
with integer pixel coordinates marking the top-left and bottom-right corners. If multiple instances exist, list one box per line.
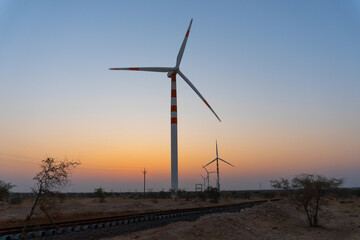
left=203, top=165, right=216, bottom=190
left=204, top=140, right=234, bottom=191
left=109, top=19, right=221, bottom=194
left=200, top=174, right=206, bottom=191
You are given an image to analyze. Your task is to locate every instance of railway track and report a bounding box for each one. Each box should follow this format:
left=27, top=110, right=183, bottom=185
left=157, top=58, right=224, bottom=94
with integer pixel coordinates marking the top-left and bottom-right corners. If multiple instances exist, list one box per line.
left=0, top=198, right=282, bottom=240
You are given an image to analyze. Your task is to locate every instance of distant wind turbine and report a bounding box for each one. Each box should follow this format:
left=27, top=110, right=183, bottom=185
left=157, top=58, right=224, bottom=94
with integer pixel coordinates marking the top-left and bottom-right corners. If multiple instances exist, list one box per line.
left=109, top=19, right=221, bottom=194
left=204, top=140, right=234, bottom=191
left=203, top=165, right=216, bottom=190
left=200, top=174, right=206, bottom=191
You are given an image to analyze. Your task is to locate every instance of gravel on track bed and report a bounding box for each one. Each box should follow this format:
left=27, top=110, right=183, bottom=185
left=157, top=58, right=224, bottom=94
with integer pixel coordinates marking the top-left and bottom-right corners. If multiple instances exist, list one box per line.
left=35, top=214, right=202, bottom=240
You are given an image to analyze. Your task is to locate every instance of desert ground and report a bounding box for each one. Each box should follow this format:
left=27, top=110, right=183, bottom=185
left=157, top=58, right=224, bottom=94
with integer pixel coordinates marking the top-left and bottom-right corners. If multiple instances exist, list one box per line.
left=1, top=195, right=359, bottom=240
left=0, top=195, right=262, bottom=228
left=103, top=198, right=360, bottom=240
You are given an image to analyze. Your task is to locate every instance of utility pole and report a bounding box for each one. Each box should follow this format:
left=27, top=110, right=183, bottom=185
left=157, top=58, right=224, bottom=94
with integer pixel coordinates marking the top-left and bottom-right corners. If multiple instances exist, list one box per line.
left=142, top=168, right=147, bottom=197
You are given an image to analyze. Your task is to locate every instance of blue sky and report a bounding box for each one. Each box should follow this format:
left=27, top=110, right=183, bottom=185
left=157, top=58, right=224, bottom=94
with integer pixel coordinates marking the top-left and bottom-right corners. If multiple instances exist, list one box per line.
left=1, top=0, right=360, bottom=192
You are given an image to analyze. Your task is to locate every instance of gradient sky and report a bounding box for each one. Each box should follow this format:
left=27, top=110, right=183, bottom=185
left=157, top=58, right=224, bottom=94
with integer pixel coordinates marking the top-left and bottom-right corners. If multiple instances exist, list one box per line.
left=1, top=0, right=359, bottom=192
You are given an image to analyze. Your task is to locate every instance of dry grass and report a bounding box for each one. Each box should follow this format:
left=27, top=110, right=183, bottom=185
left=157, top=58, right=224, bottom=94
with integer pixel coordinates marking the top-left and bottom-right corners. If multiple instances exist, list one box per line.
left=103, top=198, right=360, bottom=240
left=0, top=196, right=263, bottom=228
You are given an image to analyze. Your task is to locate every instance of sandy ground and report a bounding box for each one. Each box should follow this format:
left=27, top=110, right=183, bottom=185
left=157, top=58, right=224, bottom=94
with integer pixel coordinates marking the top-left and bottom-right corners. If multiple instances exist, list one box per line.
left=103, top=198, right=360, bottom=240
left=0, top=197, right=262, bottom=228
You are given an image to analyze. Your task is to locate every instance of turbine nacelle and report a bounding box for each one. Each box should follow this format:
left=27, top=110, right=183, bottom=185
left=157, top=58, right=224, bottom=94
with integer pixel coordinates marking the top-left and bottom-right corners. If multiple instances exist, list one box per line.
left=167, top=69, right=178, bottom=78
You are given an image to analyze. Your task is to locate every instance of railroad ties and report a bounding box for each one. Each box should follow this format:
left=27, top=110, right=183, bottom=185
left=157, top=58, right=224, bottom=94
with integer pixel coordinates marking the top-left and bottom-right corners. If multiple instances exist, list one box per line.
left=0, top=198, right=282, bottom=240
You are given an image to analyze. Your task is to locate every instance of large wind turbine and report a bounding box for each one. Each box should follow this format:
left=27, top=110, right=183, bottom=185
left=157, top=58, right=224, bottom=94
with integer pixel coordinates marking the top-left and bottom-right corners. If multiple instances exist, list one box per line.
left=204, top=141, right=234, bottom=191
left=109, top=19, right=221, bottom=193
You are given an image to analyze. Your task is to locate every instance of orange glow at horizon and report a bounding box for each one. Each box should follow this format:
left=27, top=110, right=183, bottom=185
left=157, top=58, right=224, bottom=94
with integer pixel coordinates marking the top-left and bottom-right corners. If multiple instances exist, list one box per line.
left=1, top=94, right=359, bottom=191
left=2, top=125, right=359, bottom=183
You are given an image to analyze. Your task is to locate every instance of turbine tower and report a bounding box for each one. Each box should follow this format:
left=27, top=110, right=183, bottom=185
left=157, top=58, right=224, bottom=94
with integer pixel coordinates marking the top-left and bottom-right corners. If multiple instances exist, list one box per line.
left=200, top=174, right=206, bottom=191
left=203, top=165, right=216, bottom=190
left=109, top=19, right=221, bottom=194
left=204, top=140, right=234, bottom=191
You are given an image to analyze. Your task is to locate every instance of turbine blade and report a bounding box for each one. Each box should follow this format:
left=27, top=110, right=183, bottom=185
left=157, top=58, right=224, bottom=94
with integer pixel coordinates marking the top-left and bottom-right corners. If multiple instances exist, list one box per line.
left=219, top=158, right=235, bottom=167
left=176, top=19, right=193, bottom=68
left=178, top=71, right=221, bottom=122
left=202, top=166, right=209, bottom=173
left=109, top=67, right=174, bottom=72
left=203, top=158, right=217, bottom=167
left=216, top=140, right=218, bottom=157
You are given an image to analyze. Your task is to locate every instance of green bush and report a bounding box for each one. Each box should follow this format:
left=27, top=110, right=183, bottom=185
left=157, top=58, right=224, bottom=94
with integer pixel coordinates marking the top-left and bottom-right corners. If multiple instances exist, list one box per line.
left=93, top=187, right=106, bottom=202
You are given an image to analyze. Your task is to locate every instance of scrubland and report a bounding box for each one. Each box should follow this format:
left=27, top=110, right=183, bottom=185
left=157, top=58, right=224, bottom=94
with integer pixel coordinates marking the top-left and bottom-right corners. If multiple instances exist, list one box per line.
left=104, top=198, right=360, bottom=240
left=0, top=191, right=264, bottom=228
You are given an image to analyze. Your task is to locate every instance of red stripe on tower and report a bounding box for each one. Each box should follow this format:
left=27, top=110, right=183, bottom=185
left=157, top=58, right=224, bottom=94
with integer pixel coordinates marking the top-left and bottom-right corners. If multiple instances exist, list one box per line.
left=171, top=74, right=177, bottom=125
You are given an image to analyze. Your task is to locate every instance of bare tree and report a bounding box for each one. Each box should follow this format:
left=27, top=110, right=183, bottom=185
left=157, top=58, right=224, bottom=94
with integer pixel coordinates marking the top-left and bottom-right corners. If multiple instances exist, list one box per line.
left=271, top=174, right=343, bottom=227
left=21, top=157, right=80, bottom=238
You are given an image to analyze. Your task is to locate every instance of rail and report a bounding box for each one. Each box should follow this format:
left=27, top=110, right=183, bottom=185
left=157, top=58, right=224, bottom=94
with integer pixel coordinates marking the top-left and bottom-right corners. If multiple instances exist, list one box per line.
left=0, top=198, right=282, bottom=239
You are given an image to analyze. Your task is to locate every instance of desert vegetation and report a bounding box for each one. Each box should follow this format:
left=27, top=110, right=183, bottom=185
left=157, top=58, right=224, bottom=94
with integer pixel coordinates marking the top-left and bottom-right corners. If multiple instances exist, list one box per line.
left=94, top=186, right=107, bottom=203
left=0, top=187, right=277, bottom=229
left=103, top=196, right=360, bottom=240
left=21, top=157, right=80, bottom=238
left=0, top=179, right=14, bottom=201
left=3, top=169, right=359, bottom=240
left=271, top=174, right=343, bottom=227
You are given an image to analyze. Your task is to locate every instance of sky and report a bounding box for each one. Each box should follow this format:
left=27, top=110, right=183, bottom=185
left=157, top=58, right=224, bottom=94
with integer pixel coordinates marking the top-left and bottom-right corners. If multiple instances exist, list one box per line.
left=0, top=0, right=359, bottom=192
